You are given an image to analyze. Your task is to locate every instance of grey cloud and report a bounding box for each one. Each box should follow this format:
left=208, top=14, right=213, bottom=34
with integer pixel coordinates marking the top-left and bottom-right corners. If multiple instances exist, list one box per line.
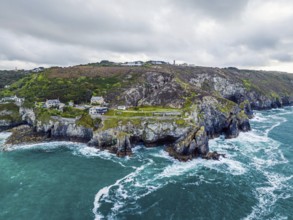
left=170, top=0, right=249, bottom=20
left=271, top=53, right=293, bottom=62
left=0, top=0, right=293, bottom=71
left=234, top=34, right=279, bottom=51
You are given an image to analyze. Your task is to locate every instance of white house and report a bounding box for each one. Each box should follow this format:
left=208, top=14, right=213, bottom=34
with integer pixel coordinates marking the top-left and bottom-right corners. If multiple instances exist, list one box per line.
left=15, top=96, right=25, bottom=104
left=32, top=67, right=44, bottom=73
left=122, top=61, right=143, bottom=66
left=1, top=96, right=17, bottom=102
left=90, top=96, right=104, bottom=105
left=117, top=106, right=127, bottom=110
left=68, top=101, right=74, bottom=107
left=1, top=95, right=24, bottom=104
left=149, top=61, right=165, bottom=65
left=74, top=105, right=91, bottom=110
left=89, top=106, right=108, bottom=115
left=45, top=99, right=61, bottom=108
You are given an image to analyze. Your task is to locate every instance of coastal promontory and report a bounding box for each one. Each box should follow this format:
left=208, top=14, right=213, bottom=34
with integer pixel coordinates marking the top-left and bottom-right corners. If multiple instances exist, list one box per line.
left=1, top=63, right=293, bottom=160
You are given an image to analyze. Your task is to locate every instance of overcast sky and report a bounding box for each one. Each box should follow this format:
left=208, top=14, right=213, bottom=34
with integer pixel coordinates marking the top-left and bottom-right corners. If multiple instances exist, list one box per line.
left=1, top=0, right=293, bottom=72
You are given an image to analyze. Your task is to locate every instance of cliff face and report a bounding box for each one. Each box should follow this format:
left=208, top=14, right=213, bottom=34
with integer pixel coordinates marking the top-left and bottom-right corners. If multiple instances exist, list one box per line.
left=35, top=117, right=93, bottom=142
left=0, top=103, right=24, bottom=132
left=1, top=65, right=293, bottom=160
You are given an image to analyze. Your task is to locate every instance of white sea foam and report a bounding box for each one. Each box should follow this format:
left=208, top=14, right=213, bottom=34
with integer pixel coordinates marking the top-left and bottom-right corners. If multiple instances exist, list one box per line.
left=92, top=162, right=151, bottom=219
left=242, top=110, right=292, bottom=220
left=0, top=132, right=12, bottom=139
left=0, top=132, right=12, bottom=147
left=244, top=173, right=292, bottom=220
left=5, top=141, right=89, bottom=152
left=250, top=112, right=267, bottom=122
left=149, top=149, right=176, bottom=161
left=264, top=115, right=287, bottom=136
left=94, top=106, right=293, bottom=218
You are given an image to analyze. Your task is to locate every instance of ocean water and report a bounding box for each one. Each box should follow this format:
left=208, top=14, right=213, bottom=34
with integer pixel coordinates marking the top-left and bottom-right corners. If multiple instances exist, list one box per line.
left=0, top=107, right=292, bottom=220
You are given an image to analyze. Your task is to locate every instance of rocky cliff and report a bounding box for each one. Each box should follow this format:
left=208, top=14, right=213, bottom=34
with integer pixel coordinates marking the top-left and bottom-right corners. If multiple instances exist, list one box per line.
left=1, top=65, right=293, bottom=160
left=0, top=103, right=25, bottom=132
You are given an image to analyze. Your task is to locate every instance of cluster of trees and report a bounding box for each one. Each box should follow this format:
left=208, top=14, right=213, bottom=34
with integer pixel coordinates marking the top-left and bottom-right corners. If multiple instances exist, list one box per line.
left=0, top=71, right=121, bottom=105
left=0, top=70, right=28, bottom=89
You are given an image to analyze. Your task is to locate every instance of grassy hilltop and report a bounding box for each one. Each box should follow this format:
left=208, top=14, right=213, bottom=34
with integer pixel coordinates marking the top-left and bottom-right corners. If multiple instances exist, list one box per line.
left=1, top=63, right=293, bottom=159
left=1, top=64, right=293, bottom=108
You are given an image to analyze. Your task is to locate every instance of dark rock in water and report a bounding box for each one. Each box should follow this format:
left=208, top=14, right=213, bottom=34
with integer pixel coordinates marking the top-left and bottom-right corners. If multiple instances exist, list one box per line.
left=281, top=96, right=293, bottom=106
left=238, top=117, right=251, bottom=132
left=89, top=130, right=133, bottom=157
left=224, top=115, right=240, bottom=139
left=203, top=151, right=226, bottom=160
left=115, top=136, right=132, bottom=157
left=166, top=126, right=209, bottom=160
left=3, top=125, right=48, bottom=150
left=165, top=146, right=192, bottom=162
left=195, top=127, right=209, bottom=155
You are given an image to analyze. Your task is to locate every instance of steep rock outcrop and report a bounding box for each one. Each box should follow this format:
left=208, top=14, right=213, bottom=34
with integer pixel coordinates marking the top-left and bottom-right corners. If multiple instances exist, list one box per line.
left=36, top=117, right=93, bottom=142
left=0, top=104, right=25, bottom=131
left=89, top=130, right=132, bottom=156
left=166, top=126, right=209, bottom=161
left=19, top=107, right=36, bottom=125
left=122, top=72, right=186, bottom=108
left=198, top=96, right=251, bottom=139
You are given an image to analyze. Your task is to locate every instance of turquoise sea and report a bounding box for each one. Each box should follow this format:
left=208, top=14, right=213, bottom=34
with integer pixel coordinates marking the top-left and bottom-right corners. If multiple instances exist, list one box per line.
left=0, top=107, right=292, bottom=220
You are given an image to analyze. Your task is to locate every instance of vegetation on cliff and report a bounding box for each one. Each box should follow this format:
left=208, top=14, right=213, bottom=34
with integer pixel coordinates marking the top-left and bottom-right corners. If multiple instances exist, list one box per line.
left=0, top=103, right=21, bottom=122
left=0, top=70, right=28, bottom=89
left=1, top=63, right=293, bottom=159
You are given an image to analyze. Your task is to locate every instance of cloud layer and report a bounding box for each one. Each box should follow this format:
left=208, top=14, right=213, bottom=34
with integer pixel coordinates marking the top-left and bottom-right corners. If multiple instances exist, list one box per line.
left=1, top=0, right=293, bottom=72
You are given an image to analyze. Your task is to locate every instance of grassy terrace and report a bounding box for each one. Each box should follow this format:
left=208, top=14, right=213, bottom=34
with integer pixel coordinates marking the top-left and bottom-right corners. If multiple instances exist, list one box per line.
left=104, top=106, right=183, bottom=118
left=101, top=106, right=188, bottom=130
left=0, top=103, right=22, bottom=122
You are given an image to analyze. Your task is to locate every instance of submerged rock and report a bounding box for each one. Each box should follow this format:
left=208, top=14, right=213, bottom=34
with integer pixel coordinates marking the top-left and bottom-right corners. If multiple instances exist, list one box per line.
left=203, top=151, right=226, bottom=160
left=3, top=125, right=48, bottom=150
left=166, top=126, right=209, bottom=161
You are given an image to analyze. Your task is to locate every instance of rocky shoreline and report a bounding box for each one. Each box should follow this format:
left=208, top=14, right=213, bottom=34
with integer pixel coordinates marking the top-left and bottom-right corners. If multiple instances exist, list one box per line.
left=1, top=101, right=292, bottom=161
left=1, top=65, right=293, bottom=161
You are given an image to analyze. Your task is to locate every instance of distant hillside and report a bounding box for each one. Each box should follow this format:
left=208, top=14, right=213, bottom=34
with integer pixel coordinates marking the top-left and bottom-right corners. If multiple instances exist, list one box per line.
left=1, top=63, right=293, bottom=160
left=0, top=70, right=29, bottom=89
left=1, top=64, right=292, bottom=109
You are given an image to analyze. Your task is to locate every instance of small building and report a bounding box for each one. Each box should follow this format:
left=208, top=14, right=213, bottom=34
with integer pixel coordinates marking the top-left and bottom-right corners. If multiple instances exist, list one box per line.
left=1, top=96, right=17, bottom=102
left=90, top=96, right=104, bottom=105
left=74, top=105, right=91, bottom=110
left=122, top=61, right=143, bottom=66
left=32, top=67, right=44, bottom=73
left=89, top=107, right=108, bottom=115
left=117, top=106, right=127, bottom=110
left=15, top=97, right=25, bottom=105
left=149, top=60, right=166, bottom=65
left=68, top=101, right=74, bottom=107
left=45, top=99, right=61, bottom=108
left=0, top=95, right=24, bottom=104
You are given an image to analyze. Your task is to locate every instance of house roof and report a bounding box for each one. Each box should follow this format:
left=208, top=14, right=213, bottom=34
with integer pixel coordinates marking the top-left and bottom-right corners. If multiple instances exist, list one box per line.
left=91, top=96, right=103, bottom=100
left=46, top=99, right=60, bottom=103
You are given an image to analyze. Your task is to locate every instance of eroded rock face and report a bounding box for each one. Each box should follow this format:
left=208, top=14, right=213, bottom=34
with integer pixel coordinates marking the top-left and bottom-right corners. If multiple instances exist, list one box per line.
left=0, top=105, right=24, bottom=132
left=122, top=72, right=186, bottom=108
left=3, top=125, right=47, bottom=149
left=19, top=107, right=35, bottom=125
left=36, top=117, right=93, bottom=142
left=89, top=130, right=132, bottom=156
left=2, top=66, right=293, bottom=160
left=166, top=126, right=209, bottom=161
